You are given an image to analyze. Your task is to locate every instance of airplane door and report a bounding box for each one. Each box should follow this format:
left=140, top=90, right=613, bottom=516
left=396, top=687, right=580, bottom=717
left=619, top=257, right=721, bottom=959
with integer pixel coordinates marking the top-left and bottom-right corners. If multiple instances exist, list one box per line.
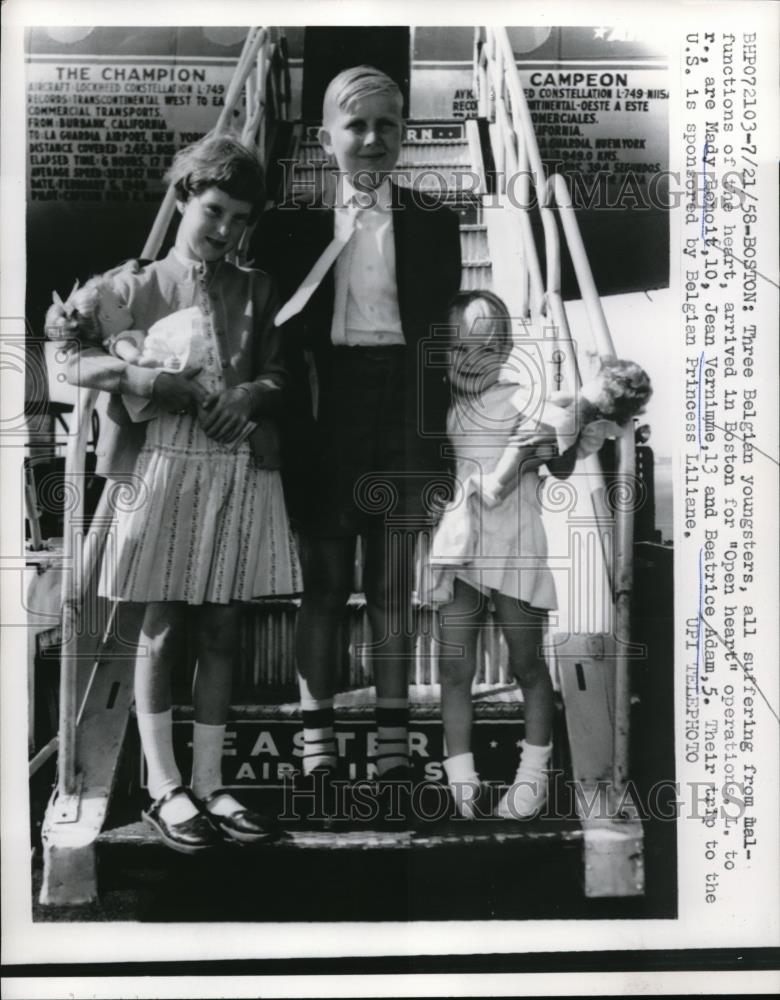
left=301, top=27, right=411, bottom=119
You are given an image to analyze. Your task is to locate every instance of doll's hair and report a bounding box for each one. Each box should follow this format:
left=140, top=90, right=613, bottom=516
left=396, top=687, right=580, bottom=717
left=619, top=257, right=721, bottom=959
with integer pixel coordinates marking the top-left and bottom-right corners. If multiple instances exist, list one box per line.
left=448, top=290, right=512, bottom=356
left=165, top=132, right=265, bottom=219
left=596, top=358, right=653, bottom=423
left=322, top=65, right=403, bottom=122
left=44, top=278, right=105, bottom=341
left=66, top=282, right=103, bottom=336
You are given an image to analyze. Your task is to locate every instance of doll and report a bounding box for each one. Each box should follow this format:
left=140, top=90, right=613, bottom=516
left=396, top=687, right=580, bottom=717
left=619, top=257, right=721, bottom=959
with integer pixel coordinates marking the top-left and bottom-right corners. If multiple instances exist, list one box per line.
left=46, top=271, right=211, bottom=423
left=45, top=272, right=145, bottom=361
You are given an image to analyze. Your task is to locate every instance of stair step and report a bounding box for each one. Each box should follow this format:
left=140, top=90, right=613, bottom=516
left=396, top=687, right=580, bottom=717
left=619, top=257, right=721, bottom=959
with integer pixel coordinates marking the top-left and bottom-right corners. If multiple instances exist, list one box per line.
left=222, top=597, right=516, bottom=692
left=397, top=156, right=472, bottom=170
left=168, top=684, right=525, bottom=720
left=452, top=201, right=483, bottom=224
left=98, top=817, right=583, bottom=850
left=85, top=813, right=589, bottom=921
left=294, top=118, right=477, bottom=202
left=461, top=260, right=493, bottom=291
left=460, top=225, right=490, bottom=258
left=297, top=144, right=471, bottom=166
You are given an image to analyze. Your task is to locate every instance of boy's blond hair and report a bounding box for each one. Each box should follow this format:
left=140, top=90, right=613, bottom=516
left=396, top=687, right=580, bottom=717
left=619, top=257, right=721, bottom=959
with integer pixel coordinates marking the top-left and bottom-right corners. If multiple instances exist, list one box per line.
left=322, top=65, right=403, bottom=122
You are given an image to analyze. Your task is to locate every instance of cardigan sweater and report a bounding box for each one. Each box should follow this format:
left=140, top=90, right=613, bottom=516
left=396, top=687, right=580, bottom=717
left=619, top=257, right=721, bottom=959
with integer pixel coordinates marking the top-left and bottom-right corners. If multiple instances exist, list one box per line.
left=65, top=248, right=284, bottom=476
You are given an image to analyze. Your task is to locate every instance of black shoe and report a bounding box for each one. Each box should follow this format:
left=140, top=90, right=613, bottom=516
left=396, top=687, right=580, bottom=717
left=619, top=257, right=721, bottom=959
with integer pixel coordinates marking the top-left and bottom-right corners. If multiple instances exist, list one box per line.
left=367, top=766, right=414, bottom=830
left=286, top=763, right=345, bottom=828
left=376, top=763, right=413, bottom=785
left=201, top=789, right=281, bottom=844
left=408, top=780, right=454, bottom=830
left=293, top=761, right=342, bottom=794
left=141, top=786, right=222, bottom=854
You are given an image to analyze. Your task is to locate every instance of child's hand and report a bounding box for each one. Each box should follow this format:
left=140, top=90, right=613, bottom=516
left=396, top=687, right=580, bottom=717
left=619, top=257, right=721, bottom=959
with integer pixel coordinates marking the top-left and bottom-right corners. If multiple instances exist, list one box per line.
left=45, top=288, right=94, bottom=342
left=44, top=300, right=81, bottom=341
left=510, top=422, right=558, bottom=452
left=507, top=426, right=557, bottom=471
left=198, top=387, right=253, bottom=443
left=152, top=370, right=207, bottom=414
left=478, top=473, right=503, bottom=509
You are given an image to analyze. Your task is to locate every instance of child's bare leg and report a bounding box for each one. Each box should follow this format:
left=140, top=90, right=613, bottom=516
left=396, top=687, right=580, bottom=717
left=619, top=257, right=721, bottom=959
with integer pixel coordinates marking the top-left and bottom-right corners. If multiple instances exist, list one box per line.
left=491, top=593, right=553, bottom=818
left=438, top=579, right=487, bottom=758
left=134, top=602, right=187, bottom=715
left=134, top=602, right=197, bottom=821
left=190, top=603, right=241, bottom=808
left=295, top=536, right=355, bottom=773
left=438, top=579, right=488, bottom=816
left=192, top=603, right=240, bottom=725
left=190, top=603, right=277, bottom=838
left=492, top=594, right=553, bottom=745
left=363, top=531, right=414, bottom=776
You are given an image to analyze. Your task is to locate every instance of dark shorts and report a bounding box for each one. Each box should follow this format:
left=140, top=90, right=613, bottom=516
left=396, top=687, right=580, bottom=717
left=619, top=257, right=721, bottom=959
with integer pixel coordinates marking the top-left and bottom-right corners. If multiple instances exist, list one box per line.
left=301, top=346, right=448, bottom=538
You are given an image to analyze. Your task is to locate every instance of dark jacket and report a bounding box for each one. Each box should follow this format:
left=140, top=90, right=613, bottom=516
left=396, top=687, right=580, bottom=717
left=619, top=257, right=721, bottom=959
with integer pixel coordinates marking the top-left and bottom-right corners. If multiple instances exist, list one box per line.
left=251, top=183, right=462, bottom=519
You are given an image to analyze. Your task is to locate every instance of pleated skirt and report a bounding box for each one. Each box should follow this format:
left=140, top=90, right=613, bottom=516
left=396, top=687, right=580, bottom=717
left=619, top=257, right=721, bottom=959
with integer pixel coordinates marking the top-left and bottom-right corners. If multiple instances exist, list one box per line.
left=99, top=412, right=301, bottom=605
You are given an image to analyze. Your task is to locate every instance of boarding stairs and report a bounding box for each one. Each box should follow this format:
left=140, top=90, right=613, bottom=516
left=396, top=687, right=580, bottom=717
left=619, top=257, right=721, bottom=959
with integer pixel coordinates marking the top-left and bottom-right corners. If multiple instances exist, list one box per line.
left=34, top=26, right=653, bottom=911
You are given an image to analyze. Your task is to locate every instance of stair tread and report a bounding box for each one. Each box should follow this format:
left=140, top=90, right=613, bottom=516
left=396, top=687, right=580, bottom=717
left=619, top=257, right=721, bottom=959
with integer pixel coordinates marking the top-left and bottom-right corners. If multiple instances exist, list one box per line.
left=298, top=139, right=470, bottom=149
left=167, top=684, right=525, bottom=718
left=98, top=818, right=582, bottom=850
left=293, top=159, right=472, bottom=166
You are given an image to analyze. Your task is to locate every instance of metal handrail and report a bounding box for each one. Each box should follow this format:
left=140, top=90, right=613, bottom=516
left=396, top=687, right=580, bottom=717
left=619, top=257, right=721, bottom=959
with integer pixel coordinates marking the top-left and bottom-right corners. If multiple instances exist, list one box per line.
left=476, top=26, right=635, bottom=790
left=58, top=388, right=99, bottom=795
left=55, top=27, right=288, bottom=802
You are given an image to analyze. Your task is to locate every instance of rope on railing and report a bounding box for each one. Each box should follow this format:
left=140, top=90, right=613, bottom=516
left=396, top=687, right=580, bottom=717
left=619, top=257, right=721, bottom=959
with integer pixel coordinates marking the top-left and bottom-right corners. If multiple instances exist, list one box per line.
left=475, top=26, right=636, bottom=791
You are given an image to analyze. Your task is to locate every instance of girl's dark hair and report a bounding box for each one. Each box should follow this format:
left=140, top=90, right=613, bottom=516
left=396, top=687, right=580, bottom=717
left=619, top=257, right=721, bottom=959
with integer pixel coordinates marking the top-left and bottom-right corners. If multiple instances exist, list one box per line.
left=165, top=131, right=266, bottom=219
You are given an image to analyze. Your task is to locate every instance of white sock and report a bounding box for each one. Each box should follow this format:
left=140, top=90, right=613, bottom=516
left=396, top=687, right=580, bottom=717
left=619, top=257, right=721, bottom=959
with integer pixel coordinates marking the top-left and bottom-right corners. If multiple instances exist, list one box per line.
left=443, top=752, right=481, bottom=819
left=190, top=721, right=245, bottom=817
left=137, top=708, right=197, bottom=823
left=495, top=740, right=552, bottom=819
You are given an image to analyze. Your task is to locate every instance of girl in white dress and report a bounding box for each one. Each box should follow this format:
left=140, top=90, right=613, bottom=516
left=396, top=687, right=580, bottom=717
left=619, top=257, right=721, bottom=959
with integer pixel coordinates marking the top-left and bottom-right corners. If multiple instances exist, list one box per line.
left=431, top=291, right=651, bottom=820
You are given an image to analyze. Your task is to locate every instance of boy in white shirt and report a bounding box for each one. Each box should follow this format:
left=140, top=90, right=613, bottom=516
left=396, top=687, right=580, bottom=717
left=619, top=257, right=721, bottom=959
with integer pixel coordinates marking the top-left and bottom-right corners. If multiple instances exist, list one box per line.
left=254, top=67, right=461, bottom=815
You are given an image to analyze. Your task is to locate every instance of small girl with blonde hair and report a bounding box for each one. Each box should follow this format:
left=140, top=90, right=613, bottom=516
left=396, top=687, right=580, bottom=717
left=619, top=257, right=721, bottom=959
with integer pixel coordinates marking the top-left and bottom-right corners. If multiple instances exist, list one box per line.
left=431, top=290, right=651, bottom=820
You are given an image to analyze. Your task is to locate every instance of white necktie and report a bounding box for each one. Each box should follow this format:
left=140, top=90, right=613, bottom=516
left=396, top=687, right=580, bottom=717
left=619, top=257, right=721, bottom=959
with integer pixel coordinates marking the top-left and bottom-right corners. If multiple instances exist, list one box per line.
left=274, top=204, right=362, bottom=328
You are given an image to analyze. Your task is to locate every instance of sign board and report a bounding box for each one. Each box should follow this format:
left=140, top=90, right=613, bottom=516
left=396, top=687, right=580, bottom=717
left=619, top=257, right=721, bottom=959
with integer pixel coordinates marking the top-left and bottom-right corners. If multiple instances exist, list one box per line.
left=409, top=25, right=669, bottom=294
left=25, top=24, right=669, bottom=340
left=145, top=718, right=529, bottom=790
left=25, top=28, right=246, bottom=336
